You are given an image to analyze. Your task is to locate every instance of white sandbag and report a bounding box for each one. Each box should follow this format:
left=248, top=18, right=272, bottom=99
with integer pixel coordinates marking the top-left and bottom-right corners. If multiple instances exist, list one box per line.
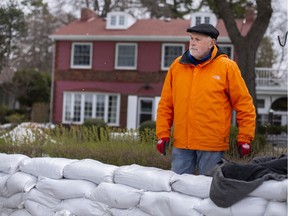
left=55, top=209, right=76, bottom=216
left=2, top=171, right=37, bottom=197
left=230, top=197, right=268, bottom=216
left=19, top=157, right=77, bottom=179
left=194, top=196, right=268, bottom=216
left=63, top=159, right=118, bottom=184
left=87, top=182, right=143, bottom=209
left=193, top=198, right=231, bottom=216
left=139, top=191, right=202, bottom=216
left=55, top=198, right=110, bottom=216
left=24, top=200, right=55, bottom=216
left=114, top=164, right=175, bottom=191
left=9, top=209, right=32, bottom=216
left=0, top=192, right=26, bottom=209
left=0, top=153, right=29, bottom=174
left=264, top=201, right=287, bottom=216
left=26, top=188, right=61, bottom=208
left=0, top=174, right=10, bottom=195
left=249, top=179, right=287, bottom=201
left=109, top=207, right=151, bottom=216
left=0, top=172, right=7, bottom=177
left=171, top=173, right=212, bottom=198
left=0, top=208, right=14, bottom=216
left=36, top=176, right=96, bottom=199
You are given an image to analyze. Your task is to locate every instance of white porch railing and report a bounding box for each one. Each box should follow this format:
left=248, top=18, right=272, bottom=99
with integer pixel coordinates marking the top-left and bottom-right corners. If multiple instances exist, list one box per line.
left=255, top=67, right=287, bottom=88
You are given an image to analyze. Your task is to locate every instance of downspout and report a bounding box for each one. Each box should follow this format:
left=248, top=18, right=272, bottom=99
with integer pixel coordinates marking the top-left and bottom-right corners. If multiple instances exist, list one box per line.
left=49, top=38, right=56, bottom=123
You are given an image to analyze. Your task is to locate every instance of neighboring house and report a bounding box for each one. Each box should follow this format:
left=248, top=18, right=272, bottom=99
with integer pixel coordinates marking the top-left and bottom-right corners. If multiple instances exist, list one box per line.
left=50, top=8, right=287, bottom=129
left=256, top=68, right=287, bottom=126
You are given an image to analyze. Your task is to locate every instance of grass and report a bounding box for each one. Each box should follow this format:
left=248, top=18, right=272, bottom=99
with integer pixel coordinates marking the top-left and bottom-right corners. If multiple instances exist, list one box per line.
left=0, top=124, right=286, bottom=170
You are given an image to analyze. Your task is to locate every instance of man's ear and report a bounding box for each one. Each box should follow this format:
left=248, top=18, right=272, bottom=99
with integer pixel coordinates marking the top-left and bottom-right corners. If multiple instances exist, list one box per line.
left=210, top=38, right=216, bottom=48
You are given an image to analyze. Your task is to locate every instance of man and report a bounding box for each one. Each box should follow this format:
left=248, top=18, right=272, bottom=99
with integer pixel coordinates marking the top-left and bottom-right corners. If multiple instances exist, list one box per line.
left=156, top=23, right=256, bottom=175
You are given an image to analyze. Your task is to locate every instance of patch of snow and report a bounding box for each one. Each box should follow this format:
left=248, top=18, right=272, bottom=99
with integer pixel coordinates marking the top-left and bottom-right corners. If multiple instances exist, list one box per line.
left=0, top=122, right=56, bottom=145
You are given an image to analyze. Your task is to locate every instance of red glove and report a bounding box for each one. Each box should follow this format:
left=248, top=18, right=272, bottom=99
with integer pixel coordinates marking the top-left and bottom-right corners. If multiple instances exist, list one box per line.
left=156, top=138, right=169, bottom=155
left=237, top=142, right=251, bottom=158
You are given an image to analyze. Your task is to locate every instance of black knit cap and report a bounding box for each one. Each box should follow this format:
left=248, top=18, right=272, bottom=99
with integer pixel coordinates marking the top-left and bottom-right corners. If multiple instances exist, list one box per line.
left=187, top=23, right=219, bottom=40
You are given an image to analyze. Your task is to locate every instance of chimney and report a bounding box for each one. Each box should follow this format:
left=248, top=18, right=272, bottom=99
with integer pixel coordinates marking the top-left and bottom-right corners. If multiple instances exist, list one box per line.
left=245, top=4, right=255, bottom=22
left=80, top=8, right=96, bottom=21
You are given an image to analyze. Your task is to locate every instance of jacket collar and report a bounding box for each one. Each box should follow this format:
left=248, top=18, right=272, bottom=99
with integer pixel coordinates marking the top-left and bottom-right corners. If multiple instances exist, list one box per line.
left=179, top=45, right=226, bottom=66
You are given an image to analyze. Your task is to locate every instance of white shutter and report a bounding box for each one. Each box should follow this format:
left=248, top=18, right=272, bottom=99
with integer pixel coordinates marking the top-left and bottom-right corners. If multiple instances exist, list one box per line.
left=127, top=95, right=138, bottom=129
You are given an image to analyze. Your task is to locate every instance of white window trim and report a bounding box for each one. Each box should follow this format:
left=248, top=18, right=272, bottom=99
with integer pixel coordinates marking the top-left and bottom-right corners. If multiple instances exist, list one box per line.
left=137, top=97, right=155, bottom=127
left=70, top=42, right=93, bottom=69
left=119, top=15, right=125, bottom=26
left=161, top=43, right=185, bottom=71
left=218, top=44, right=234, bottom=60
left=110, top=15, right=117, bottom=26
left=106, top=11, right=136, bottom=30
left=191, top=12, right=217, bottom=27
left=115, top=43, right=137, bottom=70
left=108, top=95, right=121, bottom=125
left=62, top=91, right=120, bottom=126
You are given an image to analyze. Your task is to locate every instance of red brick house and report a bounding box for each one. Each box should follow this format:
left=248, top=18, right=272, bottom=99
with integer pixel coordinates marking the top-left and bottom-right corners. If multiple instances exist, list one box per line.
left=50, top=8, right=253, bottom=129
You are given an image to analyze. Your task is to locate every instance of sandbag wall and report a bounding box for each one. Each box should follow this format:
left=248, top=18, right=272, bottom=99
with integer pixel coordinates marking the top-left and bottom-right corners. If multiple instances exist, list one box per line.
left=0, top=153, right=287, bottom=216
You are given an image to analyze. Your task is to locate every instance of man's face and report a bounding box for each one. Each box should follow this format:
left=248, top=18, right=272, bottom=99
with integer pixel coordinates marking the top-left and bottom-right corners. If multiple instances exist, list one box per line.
left=189, top=32, right=215, bottom=60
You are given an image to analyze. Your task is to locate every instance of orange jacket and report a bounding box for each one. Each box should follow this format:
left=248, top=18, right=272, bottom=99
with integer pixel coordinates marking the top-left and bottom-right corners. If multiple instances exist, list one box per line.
left=156, top=45, right=256, bottom=151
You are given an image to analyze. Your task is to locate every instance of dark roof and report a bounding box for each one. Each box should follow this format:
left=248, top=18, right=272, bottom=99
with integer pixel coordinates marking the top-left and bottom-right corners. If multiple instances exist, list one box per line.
left=52, top=12, right=252, bottom=40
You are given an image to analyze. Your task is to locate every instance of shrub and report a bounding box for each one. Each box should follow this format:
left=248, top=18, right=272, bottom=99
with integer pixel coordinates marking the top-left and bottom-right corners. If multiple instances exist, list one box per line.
left=138, top=120, right=156, bottom=132
left=83, top=118, right=109, bottom=141
left=258, top=125, right=268, bottom=134
left=281, top=125, right=287, bottom=134
left=83, top=118, right=108, bottom=128
left=138, top=120, right=157, bottom=144
left=5, top=113, right=28, bottom=125
left=258, top=124, right=286, bottom=135
left=0, top=105, right=9, bottom=124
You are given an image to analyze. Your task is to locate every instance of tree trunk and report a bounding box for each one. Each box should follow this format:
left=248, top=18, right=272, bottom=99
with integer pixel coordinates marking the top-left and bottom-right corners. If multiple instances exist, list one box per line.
left=236, top=41, right=257, bottom=106
left=212, top=0, right=273, bottom=110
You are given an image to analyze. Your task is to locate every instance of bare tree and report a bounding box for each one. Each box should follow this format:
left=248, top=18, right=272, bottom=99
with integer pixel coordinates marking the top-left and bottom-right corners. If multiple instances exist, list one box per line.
left=267, top=0, right=287, bottom=71
left=140, top=0, right=195, bottom=19
left=208, top=0, right=273, bottom=110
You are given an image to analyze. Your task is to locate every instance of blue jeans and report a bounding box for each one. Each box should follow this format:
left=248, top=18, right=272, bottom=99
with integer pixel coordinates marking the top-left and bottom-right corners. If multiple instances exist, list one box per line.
left=171, top=147, right=224, bottom=175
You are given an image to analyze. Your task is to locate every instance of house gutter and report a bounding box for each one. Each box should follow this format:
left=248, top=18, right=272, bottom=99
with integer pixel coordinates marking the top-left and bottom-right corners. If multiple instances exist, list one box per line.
left=50, top=35, right=231, bottom=43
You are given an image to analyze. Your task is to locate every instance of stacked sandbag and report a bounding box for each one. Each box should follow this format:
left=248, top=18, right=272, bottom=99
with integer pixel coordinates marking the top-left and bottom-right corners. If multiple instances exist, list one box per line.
left=0, top=153, right=32, bottom=215
left=191, top=178, right=287, bottom=216
left=60, top=159, right=119, bottom=215
left=87, top=182, right=143, bottom=209
left=0, top=153, right=287, bottom=216
left=19, top=157, right=78, bottom=179
left=63, top=159, right=118, bottom=184
left=251, top=179, right=287, bottom=216
left=18, top=157, right=81, bottom=216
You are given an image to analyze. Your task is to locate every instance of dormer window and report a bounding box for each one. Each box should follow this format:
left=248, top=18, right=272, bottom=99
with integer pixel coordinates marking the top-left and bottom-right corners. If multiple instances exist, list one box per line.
left=196, top=17, right=201, bottom=25
left=106, top=11, right=136, bottom=30
left=204, top=16, right=210, bottom=24
left=191, top=11, right=217, bottom=27
left=119, top=15, right=125, bottom=26
left=110, top=16, right=116, bottom=26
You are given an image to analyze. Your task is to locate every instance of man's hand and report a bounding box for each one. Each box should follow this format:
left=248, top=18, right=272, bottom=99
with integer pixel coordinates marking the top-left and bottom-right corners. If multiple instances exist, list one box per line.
left=237, top=142, right=251, bottom=158
left=156, top=138, right=169, bottom=155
